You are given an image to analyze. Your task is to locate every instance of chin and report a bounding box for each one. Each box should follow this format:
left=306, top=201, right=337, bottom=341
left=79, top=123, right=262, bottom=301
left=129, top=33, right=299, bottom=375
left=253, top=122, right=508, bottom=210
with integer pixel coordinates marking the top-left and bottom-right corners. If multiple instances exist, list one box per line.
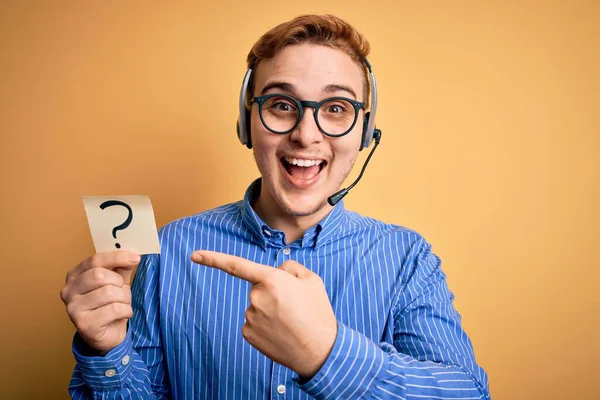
left=277, top=192, right=330, bottom=217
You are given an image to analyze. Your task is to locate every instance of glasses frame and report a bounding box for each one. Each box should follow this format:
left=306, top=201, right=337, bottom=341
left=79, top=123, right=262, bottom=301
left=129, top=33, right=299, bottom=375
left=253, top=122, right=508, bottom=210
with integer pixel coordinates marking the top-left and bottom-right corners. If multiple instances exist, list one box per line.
left=250, top=93, right=365, bottom=138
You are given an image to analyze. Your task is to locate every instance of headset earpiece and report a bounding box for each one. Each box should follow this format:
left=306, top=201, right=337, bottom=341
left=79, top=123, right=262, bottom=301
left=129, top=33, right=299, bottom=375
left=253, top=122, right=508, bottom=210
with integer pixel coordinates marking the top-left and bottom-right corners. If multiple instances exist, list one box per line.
left=237, top=68, right=254, bottom=148
left=361, top=111, right=373, bottom=151
left=359, top=59, right=378, bottom=151
left=244, top=110, right=252, bottom=149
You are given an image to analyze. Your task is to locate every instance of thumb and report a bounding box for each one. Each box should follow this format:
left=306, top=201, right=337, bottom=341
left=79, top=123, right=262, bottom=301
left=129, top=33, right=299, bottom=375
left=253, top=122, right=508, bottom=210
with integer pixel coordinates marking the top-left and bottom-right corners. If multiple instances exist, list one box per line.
left=278, top=260, right=310, bottom=278
left=116, top=266, right=136, bottom=285
left=114, top=255, right=140, bottom=284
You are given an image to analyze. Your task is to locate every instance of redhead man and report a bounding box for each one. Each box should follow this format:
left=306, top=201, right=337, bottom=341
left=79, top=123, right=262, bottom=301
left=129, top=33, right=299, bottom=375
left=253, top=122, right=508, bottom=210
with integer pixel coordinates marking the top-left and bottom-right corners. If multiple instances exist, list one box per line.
left=61, top=14, right=490, bottom=399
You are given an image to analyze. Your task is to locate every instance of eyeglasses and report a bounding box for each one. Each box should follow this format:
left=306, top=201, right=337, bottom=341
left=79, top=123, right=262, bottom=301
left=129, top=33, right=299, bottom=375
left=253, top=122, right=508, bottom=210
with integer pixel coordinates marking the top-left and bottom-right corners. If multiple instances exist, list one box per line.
left=250, top=94, right=365, bottom=137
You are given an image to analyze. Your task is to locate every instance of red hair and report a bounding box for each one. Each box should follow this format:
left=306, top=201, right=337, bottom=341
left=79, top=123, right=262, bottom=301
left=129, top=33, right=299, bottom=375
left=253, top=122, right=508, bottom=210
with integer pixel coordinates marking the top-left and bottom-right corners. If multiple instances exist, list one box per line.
left=246, top=14, right=371, bottom=107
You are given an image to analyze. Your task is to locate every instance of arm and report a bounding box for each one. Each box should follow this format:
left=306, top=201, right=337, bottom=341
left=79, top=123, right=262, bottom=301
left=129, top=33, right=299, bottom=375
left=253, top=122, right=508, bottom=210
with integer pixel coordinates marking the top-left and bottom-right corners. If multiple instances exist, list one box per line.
left=68, top=254, right=170, bottom=399
left=295, top=238, right=490, bottom=399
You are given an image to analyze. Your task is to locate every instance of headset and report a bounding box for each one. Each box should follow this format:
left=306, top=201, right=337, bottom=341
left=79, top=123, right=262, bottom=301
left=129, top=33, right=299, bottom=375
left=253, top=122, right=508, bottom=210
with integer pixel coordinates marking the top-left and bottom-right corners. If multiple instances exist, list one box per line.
left=237, top=59, right=380, bottom=150
left=235, top=57, right=383, bottom=206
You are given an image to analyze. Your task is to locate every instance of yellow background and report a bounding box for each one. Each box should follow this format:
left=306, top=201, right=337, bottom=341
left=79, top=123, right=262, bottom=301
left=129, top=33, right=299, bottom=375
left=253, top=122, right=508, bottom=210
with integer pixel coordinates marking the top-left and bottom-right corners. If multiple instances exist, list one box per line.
left=1, top=1, right=598, bottom=399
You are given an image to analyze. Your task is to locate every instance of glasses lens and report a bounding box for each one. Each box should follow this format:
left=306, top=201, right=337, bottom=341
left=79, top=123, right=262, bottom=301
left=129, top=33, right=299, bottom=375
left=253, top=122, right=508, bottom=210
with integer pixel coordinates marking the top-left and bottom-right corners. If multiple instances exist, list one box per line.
left=317, top=98, right=356, bottom=135
left=261, top=96, right=300, bottom=133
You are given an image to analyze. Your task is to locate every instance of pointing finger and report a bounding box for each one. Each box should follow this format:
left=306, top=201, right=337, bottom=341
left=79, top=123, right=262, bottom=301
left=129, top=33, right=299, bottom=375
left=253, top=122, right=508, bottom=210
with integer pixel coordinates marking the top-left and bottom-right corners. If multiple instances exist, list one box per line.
left=191, top=250, right=273, bottom=284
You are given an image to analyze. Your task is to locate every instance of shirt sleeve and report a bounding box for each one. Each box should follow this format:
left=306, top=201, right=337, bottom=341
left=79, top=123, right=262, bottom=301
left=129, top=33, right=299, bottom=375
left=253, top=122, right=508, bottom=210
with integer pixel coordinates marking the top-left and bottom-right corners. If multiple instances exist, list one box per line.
left=68, top=254, right=171, bottom=399
left=295, top=237, right=491, bottom=399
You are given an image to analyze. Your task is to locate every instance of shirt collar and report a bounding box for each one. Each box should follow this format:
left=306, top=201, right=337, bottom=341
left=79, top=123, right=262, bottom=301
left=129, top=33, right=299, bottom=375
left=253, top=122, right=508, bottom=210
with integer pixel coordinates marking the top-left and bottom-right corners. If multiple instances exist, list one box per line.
left=312, top=196, right=346, bottom=248
left=240, top=178, right=348, bottom=249
left=240, top=179, right=273, bottom=249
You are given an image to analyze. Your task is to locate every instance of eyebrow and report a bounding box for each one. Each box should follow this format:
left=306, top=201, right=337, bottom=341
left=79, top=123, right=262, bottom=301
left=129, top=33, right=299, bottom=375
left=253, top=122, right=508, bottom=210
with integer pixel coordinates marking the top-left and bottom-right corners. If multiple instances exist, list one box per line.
left=322, top=84, right=357, bottom=99
left=260, top=81, right=357, bottom=99
left=261, top=82, right=296, bottom=96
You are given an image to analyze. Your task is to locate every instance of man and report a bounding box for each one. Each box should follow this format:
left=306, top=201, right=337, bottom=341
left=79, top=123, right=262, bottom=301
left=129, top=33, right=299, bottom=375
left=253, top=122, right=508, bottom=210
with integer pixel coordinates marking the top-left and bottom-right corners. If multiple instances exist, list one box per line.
left=61, top=14, right=490, bottom=399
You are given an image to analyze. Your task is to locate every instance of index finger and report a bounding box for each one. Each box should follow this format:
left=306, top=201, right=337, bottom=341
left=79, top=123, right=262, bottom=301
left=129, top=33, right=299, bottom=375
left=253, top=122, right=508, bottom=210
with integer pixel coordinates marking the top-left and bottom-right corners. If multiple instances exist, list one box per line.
left=191, top=250, right=272, bottom=284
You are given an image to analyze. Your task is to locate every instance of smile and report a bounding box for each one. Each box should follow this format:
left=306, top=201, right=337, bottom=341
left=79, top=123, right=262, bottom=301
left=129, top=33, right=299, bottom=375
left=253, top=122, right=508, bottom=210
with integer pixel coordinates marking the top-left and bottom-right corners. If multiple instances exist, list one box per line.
left=283, top=157, right=324, bottom=167
left=280, top=156, right=328, bottom=188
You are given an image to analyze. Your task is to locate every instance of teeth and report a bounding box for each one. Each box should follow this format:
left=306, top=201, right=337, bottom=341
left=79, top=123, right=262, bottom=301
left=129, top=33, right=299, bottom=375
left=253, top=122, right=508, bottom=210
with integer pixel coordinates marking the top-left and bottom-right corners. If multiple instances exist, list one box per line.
left=285, top=157, right=323, bottom=167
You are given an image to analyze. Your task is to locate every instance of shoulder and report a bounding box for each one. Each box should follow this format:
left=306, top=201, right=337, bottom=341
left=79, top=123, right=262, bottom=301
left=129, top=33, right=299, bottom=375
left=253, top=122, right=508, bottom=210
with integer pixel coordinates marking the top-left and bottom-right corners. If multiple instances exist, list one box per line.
left=157, top=200, right=245, bottom=240
left=342, top=208, right=426, bottom=249
left=339, top=209, right=438, bottom=273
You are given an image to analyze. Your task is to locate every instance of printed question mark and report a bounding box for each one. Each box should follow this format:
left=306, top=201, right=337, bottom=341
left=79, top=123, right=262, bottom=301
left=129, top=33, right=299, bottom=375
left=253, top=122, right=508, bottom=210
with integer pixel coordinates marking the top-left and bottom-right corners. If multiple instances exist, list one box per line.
left=99, top=200, right=134, bottom=249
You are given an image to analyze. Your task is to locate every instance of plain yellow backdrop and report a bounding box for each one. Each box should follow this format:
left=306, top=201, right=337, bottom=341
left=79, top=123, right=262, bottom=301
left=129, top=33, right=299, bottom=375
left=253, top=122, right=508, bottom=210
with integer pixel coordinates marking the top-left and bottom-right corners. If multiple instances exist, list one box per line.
left=1, top=1, right=598, bottom=399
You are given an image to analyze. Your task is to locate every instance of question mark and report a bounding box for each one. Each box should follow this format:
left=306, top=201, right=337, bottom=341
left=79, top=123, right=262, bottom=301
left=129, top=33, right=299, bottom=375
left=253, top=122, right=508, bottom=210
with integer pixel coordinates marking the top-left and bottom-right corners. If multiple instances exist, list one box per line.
left=99, top=200, right=134, bottom=249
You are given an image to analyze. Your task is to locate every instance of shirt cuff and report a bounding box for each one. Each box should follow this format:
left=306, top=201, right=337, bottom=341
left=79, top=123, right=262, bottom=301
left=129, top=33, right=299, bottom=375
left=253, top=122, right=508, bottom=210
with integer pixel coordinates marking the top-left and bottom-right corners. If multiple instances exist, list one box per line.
left=72, top=332, right=134, bottom=390
left=294, top=322, right=388, bottom=399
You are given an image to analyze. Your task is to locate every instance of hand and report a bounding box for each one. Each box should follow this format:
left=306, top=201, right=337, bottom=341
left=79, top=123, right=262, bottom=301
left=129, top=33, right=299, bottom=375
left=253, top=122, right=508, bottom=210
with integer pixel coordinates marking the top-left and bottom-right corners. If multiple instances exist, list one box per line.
left=191, top=250, right=337, bottom=379
left=60, top=251, right=140, bottom=354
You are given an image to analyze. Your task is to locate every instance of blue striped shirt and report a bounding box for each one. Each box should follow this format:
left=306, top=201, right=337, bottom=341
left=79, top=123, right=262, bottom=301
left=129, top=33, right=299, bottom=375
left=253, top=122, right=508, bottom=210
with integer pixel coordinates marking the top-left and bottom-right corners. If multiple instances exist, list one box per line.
left=69, top=179, right=490, bottom=399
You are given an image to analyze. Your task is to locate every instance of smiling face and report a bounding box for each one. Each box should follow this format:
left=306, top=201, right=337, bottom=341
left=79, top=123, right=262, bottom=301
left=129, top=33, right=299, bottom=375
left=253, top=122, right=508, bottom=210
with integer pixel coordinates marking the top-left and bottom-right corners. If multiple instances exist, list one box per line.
left=250, top=43, right=365, bottom=223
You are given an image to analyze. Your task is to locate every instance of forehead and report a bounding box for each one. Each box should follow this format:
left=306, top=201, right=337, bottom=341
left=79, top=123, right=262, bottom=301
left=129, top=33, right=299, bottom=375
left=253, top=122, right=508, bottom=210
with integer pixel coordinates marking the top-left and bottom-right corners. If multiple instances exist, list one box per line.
left=253, top=43, right=364, bottom=97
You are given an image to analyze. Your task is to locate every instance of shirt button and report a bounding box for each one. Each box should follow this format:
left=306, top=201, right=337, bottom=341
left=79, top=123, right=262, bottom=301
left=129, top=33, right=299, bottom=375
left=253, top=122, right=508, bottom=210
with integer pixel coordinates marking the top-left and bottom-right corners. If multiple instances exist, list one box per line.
left=104, top=369, right=116, bottom=377
left=263, top=229, right=271, bottom=236
left=277, top=384, right=286, bottom=394
left=121, top=355, right=130, bottom=366
left=282, top=247, right=291, bottom=255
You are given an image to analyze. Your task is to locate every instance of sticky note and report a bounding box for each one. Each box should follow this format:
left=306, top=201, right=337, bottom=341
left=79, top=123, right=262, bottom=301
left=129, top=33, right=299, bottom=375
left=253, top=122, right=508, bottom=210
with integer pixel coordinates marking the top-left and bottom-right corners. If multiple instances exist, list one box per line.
left=82, top=195, right=161, bottom=254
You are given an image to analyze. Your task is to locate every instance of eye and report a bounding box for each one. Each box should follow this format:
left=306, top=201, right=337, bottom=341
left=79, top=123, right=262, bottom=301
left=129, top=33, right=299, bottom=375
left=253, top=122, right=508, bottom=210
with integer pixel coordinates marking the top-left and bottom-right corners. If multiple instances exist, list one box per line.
left=325, top=104, right=345, bottom=113
left=264, top=96, right=297, bottom=113
left=273, top=102, right=295, bottom=112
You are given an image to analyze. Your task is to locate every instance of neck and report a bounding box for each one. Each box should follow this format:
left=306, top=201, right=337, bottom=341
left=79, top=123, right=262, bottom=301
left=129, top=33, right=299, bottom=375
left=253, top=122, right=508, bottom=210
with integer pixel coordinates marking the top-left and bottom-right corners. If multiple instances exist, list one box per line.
left=252, top=187, right=332, bottom=244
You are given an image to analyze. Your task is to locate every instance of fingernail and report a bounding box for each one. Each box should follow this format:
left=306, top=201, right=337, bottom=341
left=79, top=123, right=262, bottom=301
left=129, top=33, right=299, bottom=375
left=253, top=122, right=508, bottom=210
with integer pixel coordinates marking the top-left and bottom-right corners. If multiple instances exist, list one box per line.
left=192, top=252, right=202, bottom=263
left=130, top=253, right=141, bottom=263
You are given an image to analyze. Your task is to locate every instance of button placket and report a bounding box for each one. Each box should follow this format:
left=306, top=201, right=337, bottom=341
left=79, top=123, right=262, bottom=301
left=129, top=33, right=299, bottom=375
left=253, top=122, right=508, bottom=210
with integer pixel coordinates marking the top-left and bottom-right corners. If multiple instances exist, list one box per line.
left=270, top=362, right=289, bottom=398
left=276, top=246, right=292, bottom=265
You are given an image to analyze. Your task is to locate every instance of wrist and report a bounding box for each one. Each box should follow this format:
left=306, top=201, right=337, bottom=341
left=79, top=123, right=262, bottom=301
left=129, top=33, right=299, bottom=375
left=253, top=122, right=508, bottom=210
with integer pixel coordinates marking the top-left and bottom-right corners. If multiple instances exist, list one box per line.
left=294, top=323, right=388, bottom=399
left=74, top=333, right=109, bottom=357
left=296, top=322, right=338, bottom=379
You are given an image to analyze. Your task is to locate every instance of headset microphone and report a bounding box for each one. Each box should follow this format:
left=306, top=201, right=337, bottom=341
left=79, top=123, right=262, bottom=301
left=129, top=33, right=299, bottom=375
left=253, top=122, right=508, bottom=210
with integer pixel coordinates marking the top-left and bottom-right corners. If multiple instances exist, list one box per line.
left=327, top=128, right=382, bottom=206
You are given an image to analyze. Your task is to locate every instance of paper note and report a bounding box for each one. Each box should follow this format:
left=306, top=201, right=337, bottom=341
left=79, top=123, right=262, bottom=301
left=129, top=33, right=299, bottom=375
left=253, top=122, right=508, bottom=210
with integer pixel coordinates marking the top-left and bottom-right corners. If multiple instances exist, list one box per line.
left=82, top=195, right=161, bottom=254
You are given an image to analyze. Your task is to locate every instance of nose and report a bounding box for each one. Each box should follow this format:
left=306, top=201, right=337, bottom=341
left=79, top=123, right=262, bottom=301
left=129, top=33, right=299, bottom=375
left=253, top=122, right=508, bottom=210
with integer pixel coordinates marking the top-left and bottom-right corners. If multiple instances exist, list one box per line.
left=289, top=109, right=323, bottom=147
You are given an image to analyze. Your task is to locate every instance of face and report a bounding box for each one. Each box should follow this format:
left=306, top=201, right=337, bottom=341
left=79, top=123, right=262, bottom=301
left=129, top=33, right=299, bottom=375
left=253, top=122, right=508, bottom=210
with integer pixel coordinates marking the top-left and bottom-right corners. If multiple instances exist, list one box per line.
left=251, top=43, right=365, bottom=219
